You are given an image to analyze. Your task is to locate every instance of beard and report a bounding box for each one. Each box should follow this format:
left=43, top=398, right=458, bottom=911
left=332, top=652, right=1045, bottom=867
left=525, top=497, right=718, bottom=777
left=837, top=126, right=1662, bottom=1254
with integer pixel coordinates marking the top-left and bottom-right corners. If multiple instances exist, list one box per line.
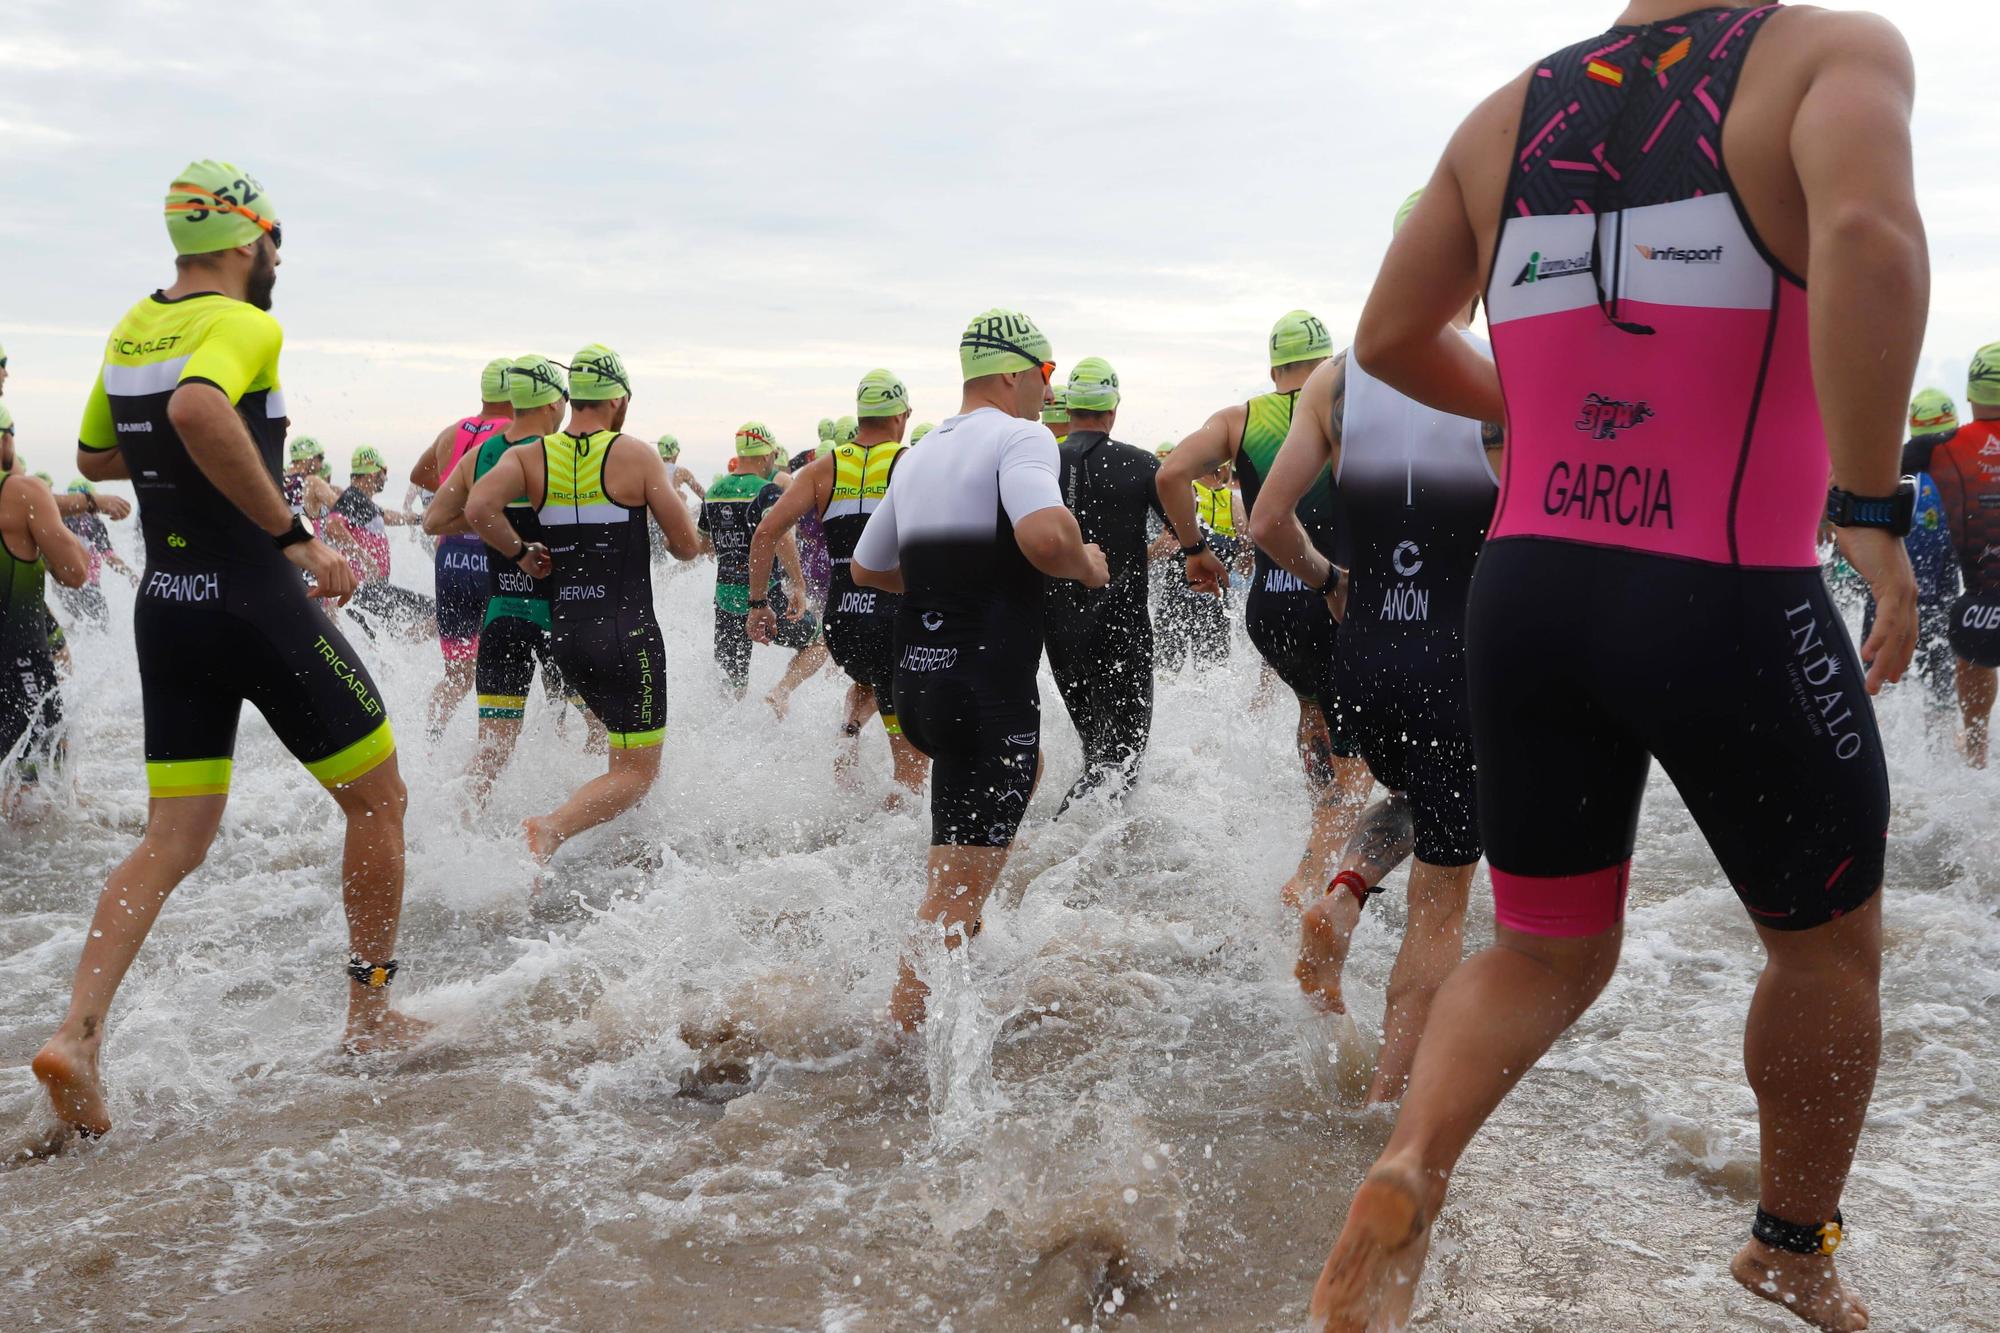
left=246, top=247, right=279, bottom=311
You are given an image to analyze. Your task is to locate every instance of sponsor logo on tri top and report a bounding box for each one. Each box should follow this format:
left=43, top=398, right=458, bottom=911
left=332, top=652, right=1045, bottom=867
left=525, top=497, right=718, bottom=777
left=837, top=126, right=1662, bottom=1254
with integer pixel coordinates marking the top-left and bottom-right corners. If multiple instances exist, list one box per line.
left=1005, top=733, right=1039, bottom=749
left=1633, top=243, right=1724, bottom=265
left=836, top=590, right=877, bottom=616
left=143, top=569, right=219, bottom=602
left=1575, top=393, right=1654, bottom=440
left=113, top=334, right=184, bottom=357
left=900, top=644, right=959, bottom=673
left=1781, top=602, right=1863, bottom=761
left=314, top=634, right=384, bottom=718
left=1964, top=601, right=2000, bottom=631
left=1391, top=541, right=1424, bottom=577
left=1980, top=437, right=2000, bottom=457
left=1542, top=462, right=1675, bottom=529
left=921, top=611, right=945, bottom=632
left=116, top=420, right=153, bottom=433
left=1511, top=250, right=1593, bottom=286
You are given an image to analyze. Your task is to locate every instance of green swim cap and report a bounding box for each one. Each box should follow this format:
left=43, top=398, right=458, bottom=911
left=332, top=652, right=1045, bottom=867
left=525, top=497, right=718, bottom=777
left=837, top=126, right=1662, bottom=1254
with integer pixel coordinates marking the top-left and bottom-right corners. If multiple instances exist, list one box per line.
left=1909, top=388, right=1958, bottom=434
left=288, top=434, right=323, bottom=463
left=165, top=160, right=279, bottom=257
left=508, top=355, right=568, bottom=411
left=817, top=418, right=837, bottom=443
left=1969, top=343, right=2000, bottom=408
left=350, top=446, right=387, bottom=476
left=1066, top=357, right=1120, bottom=412
left=834, top=416, right=860, bottom=445
left=911, top=423, right=935, bottom=444
left=480, top=358, right=512, bottom=405
left=960, top=308, right=1051, bottom=380
left=1156, top=441, right=1175, bottom=457
left=569, top=343, right=631, bottom=402
left=657, top=434, right=680, bottom=460
left=1270, top=310, right=1333, bottom=368
left=1041, top=386, right=1069, bottom=428
left=318, top=462, right=332, bottom=481
left=1393, top=189, right=1424, bottom=236
left=735, top=421, right=778, bottom=458
left=67, top=479, right=95, bottom=496
left=33, top=471, right=53, bottom=486
left=856, top=368, right=911, bottom=419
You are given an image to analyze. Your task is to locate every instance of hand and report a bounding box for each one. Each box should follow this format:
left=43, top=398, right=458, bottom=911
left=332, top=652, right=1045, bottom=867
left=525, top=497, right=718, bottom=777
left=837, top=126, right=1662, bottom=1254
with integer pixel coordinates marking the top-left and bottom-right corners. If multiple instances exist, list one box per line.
left=516, top=542, right=553, bottom=579
left=285, top=537, right=356, bottom=605
left=1077, top=542, right=1111, bottom=590
left=1835, top=526, right=1918, bottom=694
left=782, top=590, right=806, bottom=622
left=1185, top=546, right=1227, bottom=597
left=93, top=495, right=133, bottom=521
left=1324, top=568, right=1349, bottom=623
left=746, top=605, right=777, bottom=644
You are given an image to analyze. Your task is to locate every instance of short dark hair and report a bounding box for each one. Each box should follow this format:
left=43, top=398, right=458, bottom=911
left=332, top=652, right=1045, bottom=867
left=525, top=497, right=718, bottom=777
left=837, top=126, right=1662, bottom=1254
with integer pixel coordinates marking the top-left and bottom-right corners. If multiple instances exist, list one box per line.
left=1066, top=408, right=1114, bottom=430
left=174, top=252, right=227, bottom=273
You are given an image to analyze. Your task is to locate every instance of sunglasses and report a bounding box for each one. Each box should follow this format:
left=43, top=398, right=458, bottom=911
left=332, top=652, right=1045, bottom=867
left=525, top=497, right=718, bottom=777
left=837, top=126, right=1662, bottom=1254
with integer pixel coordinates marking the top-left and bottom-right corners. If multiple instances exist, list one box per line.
left=964, top=332, right=1054, bottom=382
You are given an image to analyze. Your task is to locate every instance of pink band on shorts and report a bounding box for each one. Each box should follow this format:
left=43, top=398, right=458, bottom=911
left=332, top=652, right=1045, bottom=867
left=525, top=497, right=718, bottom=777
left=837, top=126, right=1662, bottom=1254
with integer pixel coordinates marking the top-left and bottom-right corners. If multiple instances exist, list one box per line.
left=1492, top=861, right=1630, bottom=938
left=441, top=635, right=479, bottom=665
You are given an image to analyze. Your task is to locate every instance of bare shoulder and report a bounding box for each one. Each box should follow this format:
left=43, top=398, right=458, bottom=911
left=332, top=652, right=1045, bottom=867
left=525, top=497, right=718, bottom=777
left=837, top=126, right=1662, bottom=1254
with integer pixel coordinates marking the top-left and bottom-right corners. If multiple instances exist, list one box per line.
left=1769, top=6, right=1913, bottom=78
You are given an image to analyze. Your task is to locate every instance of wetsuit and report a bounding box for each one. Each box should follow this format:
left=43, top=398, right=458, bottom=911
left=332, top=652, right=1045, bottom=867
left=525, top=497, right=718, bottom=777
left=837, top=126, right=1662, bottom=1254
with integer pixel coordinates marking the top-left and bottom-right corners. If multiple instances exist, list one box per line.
left=1928, top=419, right=2000, bottom=666
left=436, top=416, right=505, bottom=664
left=853, top=407, right=1063, bottom=847
left=537, top=430, right=665, bottom=748
left=1334, top=343, right=1496, bottom=867
left=1476, top=5, right=1886, bottom=935
left=77, top=291, right=394, bottom=796
left=1046, top=429, right=1165, bottom=809
left=56, top=510, right=115, bottom=627
left=471, top=432, right=570, bottom=722
left=1238, top=390, right=1353, bottom=752
left=1, top=474, right=62, bottom=783
left=822, top=438, right=908, bottom=729
left=700, top=471, right=819, bottom=692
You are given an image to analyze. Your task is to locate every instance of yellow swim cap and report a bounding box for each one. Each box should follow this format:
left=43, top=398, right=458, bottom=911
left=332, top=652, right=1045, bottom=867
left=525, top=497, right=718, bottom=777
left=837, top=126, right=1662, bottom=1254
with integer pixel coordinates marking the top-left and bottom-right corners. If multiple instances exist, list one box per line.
left=480, top=358, right=512, bottom=405
left=735, top=422, right=778, bottom=458
left=960, top=309, right=1051, bottom=380
left=569, top=344, right=631, bottom=402
left=508, top=355, right=569, bottom=411
left=1066, top=357, right=1120, bottom=412
left=165, top=160, right=279, bottom=257
left=1270, top=310, right=1333, bottom=368
left=856, top=368, right=910, bottom=419
left=1969, top=344, right=2000, bottom=408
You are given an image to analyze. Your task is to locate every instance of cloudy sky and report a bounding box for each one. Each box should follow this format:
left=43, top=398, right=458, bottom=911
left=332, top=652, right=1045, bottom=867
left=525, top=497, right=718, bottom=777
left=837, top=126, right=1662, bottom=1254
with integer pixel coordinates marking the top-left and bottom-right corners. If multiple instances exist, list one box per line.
left=3, top=0, right=1992, bottom=485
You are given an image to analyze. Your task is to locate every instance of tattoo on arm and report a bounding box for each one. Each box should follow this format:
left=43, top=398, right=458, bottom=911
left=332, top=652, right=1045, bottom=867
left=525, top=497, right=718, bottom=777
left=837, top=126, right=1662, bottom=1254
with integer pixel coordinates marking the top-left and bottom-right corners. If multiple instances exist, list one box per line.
left=1329, top=351, right=1350, bottom=442
left=1480, top=419, right=1505, bottom=452
left=1346, top=795, right=1417, bottom=878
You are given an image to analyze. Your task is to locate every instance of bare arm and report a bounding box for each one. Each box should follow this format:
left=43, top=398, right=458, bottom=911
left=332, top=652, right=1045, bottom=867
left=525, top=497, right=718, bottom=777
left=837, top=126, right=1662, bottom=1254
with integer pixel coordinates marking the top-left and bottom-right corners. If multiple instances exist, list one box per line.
left=1015, top=507, right=1109, bottom=587
left=852, top=561, right=904, bottom=594
left=748, top=457, right=827, bottom=599
left=633, top=438, right=701, bottom=561
left=1250, top=353, right=1345, bottom=594
left=167, top=383, right=295, bottom=538
left=422, top=448, right=479, bottom=537
left=464, top=448, right=546, bottom=576
left=676, top=465, right=706, bottom=501
left=1352, top=91, right=1513, bottom=423
left=409, top=423, right=454, bottom=492
left=20, top=482, right=92, bottom=588
left=1157, top=407, right=1243, bottom=595
left=77, top=448, right=132, bottom=483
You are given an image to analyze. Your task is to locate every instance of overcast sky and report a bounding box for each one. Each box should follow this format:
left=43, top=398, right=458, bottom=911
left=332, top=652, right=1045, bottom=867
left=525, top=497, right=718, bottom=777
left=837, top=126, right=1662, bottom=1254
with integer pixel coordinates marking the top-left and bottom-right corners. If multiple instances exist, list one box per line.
left=3, top=0, right=1992, bottom=486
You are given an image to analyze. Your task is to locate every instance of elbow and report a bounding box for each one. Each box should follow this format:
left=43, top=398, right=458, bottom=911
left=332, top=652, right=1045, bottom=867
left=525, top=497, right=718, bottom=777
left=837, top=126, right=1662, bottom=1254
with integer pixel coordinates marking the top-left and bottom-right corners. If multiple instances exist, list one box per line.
left=1248, top=508, right=1282, bottom=551
left=1353, top=322, right=1415, bottom=383
left=852, top=563, right=885, bottom=591
left=1817, top=202, right=1926, bottom=273
left=77, top=450, right=117, bottom=482
left=669, top=533, right=700, bottom=561
left=1016, top=531, right=1063, bottom=573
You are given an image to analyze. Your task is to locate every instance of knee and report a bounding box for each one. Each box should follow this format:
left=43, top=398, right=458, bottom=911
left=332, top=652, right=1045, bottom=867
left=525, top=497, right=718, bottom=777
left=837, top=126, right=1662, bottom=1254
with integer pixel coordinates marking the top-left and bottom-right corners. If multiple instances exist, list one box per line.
left=334, top=768, right=408, bottom=825
left=142, top=830, right=214, bottom=881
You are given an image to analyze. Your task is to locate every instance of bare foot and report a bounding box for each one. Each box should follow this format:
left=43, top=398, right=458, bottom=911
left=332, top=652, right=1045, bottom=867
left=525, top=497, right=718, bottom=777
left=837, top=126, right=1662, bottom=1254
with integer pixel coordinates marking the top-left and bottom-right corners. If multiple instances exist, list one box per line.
left=1296, top=893, right=1357, bottom=1014
left=342, top=1009, right=434, bottom=1055
left=523, top=815, right=564, bottom=864
left=765, top=688, right=792, bottom=722
left=888, top=961, right=929, bottom=1032
left=1730, top=1240, right=1870, bottom=1331
left=31, top=1035, right=111, bottom=1138
left=1311, top=1161, right=1435, bottom=1333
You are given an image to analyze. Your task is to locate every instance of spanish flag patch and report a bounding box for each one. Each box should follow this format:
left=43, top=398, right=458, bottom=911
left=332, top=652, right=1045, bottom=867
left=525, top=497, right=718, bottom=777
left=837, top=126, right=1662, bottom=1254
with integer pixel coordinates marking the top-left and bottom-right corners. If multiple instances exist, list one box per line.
left=1586, top=59, right=1625, bottom=88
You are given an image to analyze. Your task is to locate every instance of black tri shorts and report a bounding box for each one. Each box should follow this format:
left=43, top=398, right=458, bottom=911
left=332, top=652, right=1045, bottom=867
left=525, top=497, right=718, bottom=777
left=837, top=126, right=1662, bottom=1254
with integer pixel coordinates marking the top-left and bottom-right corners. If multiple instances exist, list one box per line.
left=713, top=601, right=820, bottom=693
left=1246, top=559, right=1356, bottom=756
left=893, top=634, right=1039, bottom=849
left=1334, top=651, right=1480, bottom=868
left=1, top=644, right=62, bottom=785
left=1465, top=538, right=1888, bottom=938
left=434, top=535, right=490, bottom=653
left=1949, top=590, right=2000, bottom=669
left=823, top=582, right=898, bottom=716
left=552, top=611, right=667, bottom=749
left=475, top=612, right=570, bottom=721
left=134, top=563, right=395, bottom=797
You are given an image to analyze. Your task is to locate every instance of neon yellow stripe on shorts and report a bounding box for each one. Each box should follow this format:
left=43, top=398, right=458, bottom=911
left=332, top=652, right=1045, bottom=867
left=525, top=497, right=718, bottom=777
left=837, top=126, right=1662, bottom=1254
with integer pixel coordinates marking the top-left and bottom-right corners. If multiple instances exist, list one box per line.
left=306, top=720, right=397, bottom=788
left=477, top=694, right=528, bottom=719
left=880, top=711, right=903, bottom=737
left=147, top=757, right=233, bottom=798
left=607, top=726, right=666, bottom=750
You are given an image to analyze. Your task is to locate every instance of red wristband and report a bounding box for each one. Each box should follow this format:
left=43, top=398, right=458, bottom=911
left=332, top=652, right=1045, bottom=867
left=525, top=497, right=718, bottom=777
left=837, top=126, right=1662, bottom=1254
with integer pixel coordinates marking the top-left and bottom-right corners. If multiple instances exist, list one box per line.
left=1330, top=870, right=1372, bottom=905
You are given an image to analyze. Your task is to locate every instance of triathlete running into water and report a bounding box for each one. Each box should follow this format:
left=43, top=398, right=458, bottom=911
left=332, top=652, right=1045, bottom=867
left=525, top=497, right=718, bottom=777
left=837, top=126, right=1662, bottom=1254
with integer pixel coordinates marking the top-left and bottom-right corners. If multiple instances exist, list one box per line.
left=54, top=480, right=138, bottom=629
left=1256, top=188, right=1502, bottom=1105
left=408, top=359, right=511, bottom=738
left=1, top=468, right=89, bottom=805
left=850, top=309, right=1107, bottom=1030
left=323, top=446, right=433, bottom=637
left=1156, top=311, right=1375, bottom=909
left=699, top=422, right=825, bottom=715
left=1859, top=388, right=1963, bottom=731
left=1924, top=346, right=2000, bottom=767
left=463, top=344, right=702, bottom=863
left=1312, top=9, right=1921, bottom=1330
left=37, top=161, right=425, bottom=1142
left=423, top=354, right=590, bottom=805
left=749, top=369, right=929, bottom=803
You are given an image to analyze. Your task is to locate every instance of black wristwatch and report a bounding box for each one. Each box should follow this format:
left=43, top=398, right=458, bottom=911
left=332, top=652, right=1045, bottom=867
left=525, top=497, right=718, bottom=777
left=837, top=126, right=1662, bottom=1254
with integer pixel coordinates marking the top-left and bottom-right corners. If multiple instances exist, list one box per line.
left=1311, top=566, right=1339, bottom=597
left=747, top=597, right=769, bottom=610
left=1180, top=535, right=1211, bottom=558
left=1825, top=479, right=1917, bottom=537
left=273, top=516, right=312, bottom=550
left=515, top=540, right=546, bottom=566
